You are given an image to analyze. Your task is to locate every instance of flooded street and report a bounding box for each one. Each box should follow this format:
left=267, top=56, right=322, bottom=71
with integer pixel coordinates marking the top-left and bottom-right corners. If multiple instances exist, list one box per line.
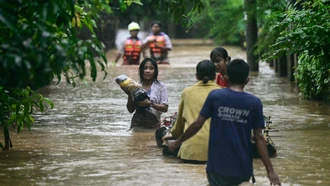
left=0, top=41, right=330, bottom=186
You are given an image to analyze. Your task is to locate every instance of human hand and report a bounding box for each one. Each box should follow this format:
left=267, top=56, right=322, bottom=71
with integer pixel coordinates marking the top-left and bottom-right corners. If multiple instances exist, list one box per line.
left=136, top=99, right=151, bottom=107
left=161, top=133, right=173, bottom=141
left=267, top=170, right=281, bottom=186
left=147, top=38, right=156, bottom=44
left=168, top=140, right=181, bottom=151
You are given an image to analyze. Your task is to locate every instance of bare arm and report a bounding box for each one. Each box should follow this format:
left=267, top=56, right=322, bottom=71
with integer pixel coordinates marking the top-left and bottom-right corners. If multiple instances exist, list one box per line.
left=154, top=43, right=171, bottom=52
left=142, top=49, right=147, bottom=58
left=151, top=102, right=168, bottom=112
left=169, top=115, right=207, bottom=150
left=114, top=52, right=122, bottom=63
left=114, top=41, right=125, bottom=64
left=136, top=99, right=168, bottom=112
left=254, top=128, right=281, bottom=185
left=141, top=37, right=154, bottom=51
left=140, top=42, right=149, bottom=51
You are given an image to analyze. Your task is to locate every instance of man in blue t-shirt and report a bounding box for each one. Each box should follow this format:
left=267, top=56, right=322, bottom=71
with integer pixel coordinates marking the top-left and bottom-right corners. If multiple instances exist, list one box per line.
left=169, top=59, right=281, bottom=186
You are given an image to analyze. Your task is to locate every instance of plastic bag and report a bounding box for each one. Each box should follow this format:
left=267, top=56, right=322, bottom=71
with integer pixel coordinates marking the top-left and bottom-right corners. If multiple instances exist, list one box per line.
left=115, top=74, right=149, bottom=103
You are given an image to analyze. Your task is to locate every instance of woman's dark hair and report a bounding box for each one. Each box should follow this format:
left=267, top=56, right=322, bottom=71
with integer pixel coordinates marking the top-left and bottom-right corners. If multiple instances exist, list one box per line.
left=151, top=21, right=161, bottom=28
left=210, top=47, right=231, bottom=63
left=139, top=58, right=159, bottom=83
left=196, top=60, right=216, bottom=84
left=227, top=59, right=249, bottom=84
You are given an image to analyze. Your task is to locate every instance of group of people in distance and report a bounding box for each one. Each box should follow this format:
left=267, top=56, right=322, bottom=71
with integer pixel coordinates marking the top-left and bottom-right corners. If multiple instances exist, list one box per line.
left=118, top=21, right=281, bottom=186
left=113, top=21, right=172, bottom=66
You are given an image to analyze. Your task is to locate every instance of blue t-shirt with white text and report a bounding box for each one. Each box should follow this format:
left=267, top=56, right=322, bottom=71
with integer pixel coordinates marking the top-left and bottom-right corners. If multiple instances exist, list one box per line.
left=200, top=88, right=264, bottom=178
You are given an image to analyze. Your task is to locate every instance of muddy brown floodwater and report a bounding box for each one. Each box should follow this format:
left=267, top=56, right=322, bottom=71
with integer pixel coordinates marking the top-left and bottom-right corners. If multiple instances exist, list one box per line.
left=0, top=41, right=330, bottom=186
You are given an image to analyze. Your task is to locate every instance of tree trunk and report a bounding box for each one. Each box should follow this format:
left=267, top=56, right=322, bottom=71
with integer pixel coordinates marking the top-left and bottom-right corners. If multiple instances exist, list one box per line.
left=245, top=0, right=259, bottom=71
left=4, top=125, right=12, bottom=150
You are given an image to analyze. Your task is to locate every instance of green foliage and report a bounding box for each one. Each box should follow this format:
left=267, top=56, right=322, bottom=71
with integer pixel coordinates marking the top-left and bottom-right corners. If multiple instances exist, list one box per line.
left=0, top=0, right=204, bottom=150
left=190, top=0, right=245, bottom=45
left=112, top=0, right=204, bottom=28
left=295, top=52, right=330, bottom=100
left=0, top=0, right=110, bottom=89
left=264, top=0, right=330, bottom=58
left=254, top=0, right=287, bottom=56
left=0, top=86, right=53, bottom=150
left=0, top=0, right=135, bottom=150
left=262, top=0, right=330, bottom=100
left=190, top=0, right=288, bottom=46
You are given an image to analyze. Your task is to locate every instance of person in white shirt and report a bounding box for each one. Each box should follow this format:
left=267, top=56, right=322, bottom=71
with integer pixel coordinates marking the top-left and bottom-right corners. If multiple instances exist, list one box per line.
left=142, top=21, right=172, bottom=64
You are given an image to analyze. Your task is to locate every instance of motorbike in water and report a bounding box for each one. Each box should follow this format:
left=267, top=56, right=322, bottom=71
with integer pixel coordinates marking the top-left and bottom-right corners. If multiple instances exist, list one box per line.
left=155, top=114, right=278, bottom=158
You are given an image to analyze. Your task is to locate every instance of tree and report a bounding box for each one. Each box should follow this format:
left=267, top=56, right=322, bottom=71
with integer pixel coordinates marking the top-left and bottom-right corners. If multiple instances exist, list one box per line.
left=246, top=0, right=286, bottom=71
left=262, top=0, right=330, bottom=101
left=190, top=0, right=288, bottom=72
left=244, top=0, right=259, bottom=71
left=190, top=0, right=245, bottom=45
left=0, top=0, right=204, bottom=150
left=111, top=0, right=204, bottom=37
left=0, top=0, right=136, bottom=150
left=254, top=1, right=287, bottom=59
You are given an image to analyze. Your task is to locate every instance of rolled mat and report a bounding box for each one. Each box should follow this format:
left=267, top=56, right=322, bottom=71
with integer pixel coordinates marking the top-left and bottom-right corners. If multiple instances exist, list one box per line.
left=115, top=74, right=149, bottom=103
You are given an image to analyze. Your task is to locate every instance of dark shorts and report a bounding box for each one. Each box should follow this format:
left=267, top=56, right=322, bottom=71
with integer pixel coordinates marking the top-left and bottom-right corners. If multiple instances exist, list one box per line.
left=207, top=171, right=250, bottom=186
left=182, top=159, right=206, bottom=164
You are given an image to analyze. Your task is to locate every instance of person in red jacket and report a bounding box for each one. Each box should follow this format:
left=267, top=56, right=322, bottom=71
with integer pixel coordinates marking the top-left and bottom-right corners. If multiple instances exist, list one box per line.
left=210, top=47, right=231, bottom=88
left=113, top=22, right=145, bottom=65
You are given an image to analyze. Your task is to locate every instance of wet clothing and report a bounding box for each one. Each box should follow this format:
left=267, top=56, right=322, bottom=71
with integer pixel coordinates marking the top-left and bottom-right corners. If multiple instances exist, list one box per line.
left=216, top=73, right=228, bottom=88
left=207, top=171, right=250, bottom=186
left=131, top=81, right=168, bottom=128
left=200, top=88, right=264, bottom=179
left=131, top=109, right=159, bottom=128
left=143, top=32, right=172, bottom=64
left=170, top=81, right=220, bottom=162
left=119, top=37, right=143, bottom=65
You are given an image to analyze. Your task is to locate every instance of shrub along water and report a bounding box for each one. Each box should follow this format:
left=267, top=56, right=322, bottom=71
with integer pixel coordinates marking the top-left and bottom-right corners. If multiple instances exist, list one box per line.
left=261, top=0, right=330, bottom=101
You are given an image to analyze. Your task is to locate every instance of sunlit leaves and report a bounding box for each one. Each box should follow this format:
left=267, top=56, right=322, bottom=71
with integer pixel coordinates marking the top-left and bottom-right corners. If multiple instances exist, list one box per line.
left=117, top=0, right=143, bottom=11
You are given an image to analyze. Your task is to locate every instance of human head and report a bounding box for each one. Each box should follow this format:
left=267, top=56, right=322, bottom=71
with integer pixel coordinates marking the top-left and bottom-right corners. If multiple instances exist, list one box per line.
left=196, top=60, right=216, bottom=84
left=151, top=21, right=161, bottom=34
left=226, top=59, right=249, bottom=85
left=128, top=22, right=140, bottom=37
left=139, top=58, right=159, bottom=83
left=210, top=47, right=231, bottom=74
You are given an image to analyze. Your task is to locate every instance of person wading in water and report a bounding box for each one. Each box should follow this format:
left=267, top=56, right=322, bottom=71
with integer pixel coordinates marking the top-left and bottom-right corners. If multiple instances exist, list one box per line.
left=113, top=22, right=145, bottom=66
left=210, top=47, right=231, bottom=88
left=122, top=58, right=169, bottom=129
left=169, top=59, right=281, bottom=186
left=142, top=21, right=172, bottom=64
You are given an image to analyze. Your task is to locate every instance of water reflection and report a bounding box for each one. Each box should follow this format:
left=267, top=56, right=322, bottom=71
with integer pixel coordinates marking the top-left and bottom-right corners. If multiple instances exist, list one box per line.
left=0, top=44, right=329, bottom=186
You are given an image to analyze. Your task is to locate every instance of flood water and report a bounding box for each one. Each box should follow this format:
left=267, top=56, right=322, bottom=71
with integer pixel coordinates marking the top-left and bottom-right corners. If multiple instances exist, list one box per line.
left=1, top=41, right=330, bottom=186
